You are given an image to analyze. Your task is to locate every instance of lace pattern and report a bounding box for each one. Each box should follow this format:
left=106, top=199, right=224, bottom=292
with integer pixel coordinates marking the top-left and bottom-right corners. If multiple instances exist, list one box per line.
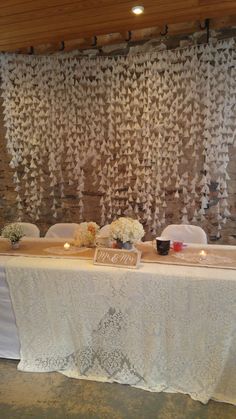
left=43, top=246, right=89, bottom=255
left=173, top=251, right=234, bottom=265
left=5, top=257, right=236, bottom=405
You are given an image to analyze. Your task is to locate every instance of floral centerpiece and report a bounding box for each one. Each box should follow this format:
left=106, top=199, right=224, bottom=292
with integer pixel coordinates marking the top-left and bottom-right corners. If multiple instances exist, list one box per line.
left=1, top=223, right=24, bottom=248
left=110, top=217, right=144, bottom=249
left=74, top=222, right=100, bottom=247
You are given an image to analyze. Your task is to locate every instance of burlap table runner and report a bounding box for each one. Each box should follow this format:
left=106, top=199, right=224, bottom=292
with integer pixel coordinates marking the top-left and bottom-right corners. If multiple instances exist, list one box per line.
left=0, top=239, right=235, bottom=270
left=136, top=243, right=236, bottom=270
left=0, top=239, right=94, bottom=259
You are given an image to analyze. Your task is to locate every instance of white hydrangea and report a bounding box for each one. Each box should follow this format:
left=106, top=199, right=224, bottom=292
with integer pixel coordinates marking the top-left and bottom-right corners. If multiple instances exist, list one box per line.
left=110, top=217, right=144, bottom=243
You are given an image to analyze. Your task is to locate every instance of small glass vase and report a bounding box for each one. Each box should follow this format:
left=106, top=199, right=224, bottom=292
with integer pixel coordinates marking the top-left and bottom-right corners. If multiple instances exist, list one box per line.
left=116, top=239, right=133, bottom=250
left=11, top=241, right=20, bottom=249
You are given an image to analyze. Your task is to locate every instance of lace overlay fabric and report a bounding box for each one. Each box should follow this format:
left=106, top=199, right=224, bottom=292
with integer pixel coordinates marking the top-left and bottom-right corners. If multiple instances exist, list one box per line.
left=173, top=251, right=234, bottom=265
left=5, top=257, right=236, bottom=405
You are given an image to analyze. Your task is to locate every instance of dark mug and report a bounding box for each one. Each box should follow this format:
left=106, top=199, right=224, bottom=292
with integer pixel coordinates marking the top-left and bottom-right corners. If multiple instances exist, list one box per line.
left=156, top=237, right=170, bottom=255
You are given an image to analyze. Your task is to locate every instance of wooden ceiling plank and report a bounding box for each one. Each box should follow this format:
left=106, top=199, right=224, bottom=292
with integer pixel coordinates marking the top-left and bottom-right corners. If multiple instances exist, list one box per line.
left=0, top=0, right=124, bottom=10
left=0, top=0, right=138, bottom=17
left=0, top=0, right=198, bottom=15
left=0, top=10, right=232, bottom=51
left=198, top=0, right=236, bottom=4
left=0, top=17, right=225, bottom=49
left=0, top=1, right=219, bottom=39
left=5, top=14, right=236, bottom=53
left=0, top=1, right=197, bottom=29
left=0, top=8, right=235, bottom=47
left=1, top=1, right=236, bottom=50
left=0, top=15, right=199, bottom=48
left=0, top=6, right=183, bottom=29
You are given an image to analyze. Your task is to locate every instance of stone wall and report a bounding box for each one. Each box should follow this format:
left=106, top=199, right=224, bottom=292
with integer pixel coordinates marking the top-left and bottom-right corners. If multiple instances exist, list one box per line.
left=0, top=28, right=236, bottom=244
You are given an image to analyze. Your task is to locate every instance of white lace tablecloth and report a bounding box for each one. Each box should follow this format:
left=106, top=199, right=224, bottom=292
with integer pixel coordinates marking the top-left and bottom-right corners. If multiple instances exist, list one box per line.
left=4, top=256, right=236, bottom=405
left=0, top=257, right=20, bottom=359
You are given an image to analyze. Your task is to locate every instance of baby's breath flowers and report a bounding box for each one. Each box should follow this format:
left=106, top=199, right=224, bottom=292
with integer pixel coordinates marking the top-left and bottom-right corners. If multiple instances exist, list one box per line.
left=1, top=223, right=24, bottom=243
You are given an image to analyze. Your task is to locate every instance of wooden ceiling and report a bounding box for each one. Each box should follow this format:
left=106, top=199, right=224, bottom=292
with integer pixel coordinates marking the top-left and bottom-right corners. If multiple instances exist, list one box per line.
left=0, top=0, right=236, bottom=52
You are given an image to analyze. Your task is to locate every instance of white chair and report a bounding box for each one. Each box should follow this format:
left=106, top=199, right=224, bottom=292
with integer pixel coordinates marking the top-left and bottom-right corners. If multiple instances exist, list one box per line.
left=161, top=224, right=207, bottom=244
left=17, top=222, right=40, bottom=237
left=99, top=224, right=111, bottom=237
left=45, top=223, right=80, bottom=238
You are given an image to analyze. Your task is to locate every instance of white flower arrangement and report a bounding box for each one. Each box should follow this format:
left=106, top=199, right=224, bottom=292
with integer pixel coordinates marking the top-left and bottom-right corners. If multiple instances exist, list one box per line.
left=110, top=217, right=144, bottom=244
left=74, top=222, right=100, bottom=247
left=1, top=223, right=24, bottom=243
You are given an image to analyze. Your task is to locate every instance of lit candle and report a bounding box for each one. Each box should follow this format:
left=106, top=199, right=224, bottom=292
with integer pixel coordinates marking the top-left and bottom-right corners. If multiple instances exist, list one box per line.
left=64, top=242, right=70, bottom=251
left=199, top=250, right=207, bottom=260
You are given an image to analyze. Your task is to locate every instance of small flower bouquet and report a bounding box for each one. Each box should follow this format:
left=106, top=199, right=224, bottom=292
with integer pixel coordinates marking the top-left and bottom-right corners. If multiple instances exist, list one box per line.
left=1, top=223, right=24, bottom=244
left=110, top=217, right=144, bottom=248
left=74, top=222, right=100, bottom=247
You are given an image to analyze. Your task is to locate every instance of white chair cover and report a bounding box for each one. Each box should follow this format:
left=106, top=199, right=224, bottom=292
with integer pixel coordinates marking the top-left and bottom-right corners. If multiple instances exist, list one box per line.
left=45, top=223, right=80, bottom=238
left=99, top=224, right=111, bottom=237
left=17, top=222, right=40, bottom=237
left=161, top=224, right=207, bottom=244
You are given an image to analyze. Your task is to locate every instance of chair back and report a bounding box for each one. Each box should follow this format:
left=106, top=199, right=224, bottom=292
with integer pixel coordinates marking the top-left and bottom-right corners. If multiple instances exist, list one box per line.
left=18, top=222, right=40, bottom=237
left=45, top=223, right=80, bottom=238
left=161, top=224, right=207, bottom=244
left=99, top=224, right=111, bottom=237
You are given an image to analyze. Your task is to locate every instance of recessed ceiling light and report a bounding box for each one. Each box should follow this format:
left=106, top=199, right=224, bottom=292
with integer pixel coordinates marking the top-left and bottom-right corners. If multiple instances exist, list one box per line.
left=132, top=5, right=144, bottom=15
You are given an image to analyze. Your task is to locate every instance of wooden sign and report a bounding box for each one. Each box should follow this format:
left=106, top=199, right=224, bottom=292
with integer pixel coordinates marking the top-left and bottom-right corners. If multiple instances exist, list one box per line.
left=94, top=247, right=141, bottom=269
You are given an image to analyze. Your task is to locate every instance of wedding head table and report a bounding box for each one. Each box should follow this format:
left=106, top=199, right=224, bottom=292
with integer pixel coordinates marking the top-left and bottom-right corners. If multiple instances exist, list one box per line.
left=0, top=237, right=235, bottom=406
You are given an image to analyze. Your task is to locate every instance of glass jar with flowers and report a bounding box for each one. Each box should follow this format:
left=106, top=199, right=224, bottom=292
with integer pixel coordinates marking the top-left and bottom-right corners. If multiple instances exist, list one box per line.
left=1, top=223, right=24, bottom=249
left=110, top=217, right=144, bottom=250
left=73, top=221, right=100, bottom=247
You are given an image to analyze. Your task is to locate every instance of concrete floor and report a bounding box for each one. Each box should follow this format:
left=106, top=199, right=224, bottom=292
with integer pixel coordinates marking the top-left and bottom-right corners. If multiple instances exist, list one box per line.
left=0, top=359, right=235, bottom=419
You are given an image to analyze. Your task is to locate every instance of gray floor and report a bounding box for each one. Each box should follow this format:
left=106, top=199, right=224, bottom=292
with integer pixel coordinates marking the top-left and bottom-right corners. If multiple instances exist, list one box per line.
left=0, top=359, right=235, bottom=419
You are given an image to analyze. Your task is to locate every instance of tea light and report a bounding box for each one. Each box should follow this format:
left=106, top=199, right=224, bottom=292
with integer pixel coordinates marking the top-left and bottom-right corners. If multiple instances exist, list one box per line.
left=199, top=250, right=207, bottom=260
left=64, top=242, right=70, bottom=251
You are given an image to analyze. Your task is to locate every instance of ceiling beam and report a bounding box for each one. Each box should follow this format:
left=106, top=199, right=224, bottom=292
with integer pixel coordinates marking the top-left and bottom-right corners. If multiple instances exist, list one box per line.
left=0, top=1, right=236, bottom=52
